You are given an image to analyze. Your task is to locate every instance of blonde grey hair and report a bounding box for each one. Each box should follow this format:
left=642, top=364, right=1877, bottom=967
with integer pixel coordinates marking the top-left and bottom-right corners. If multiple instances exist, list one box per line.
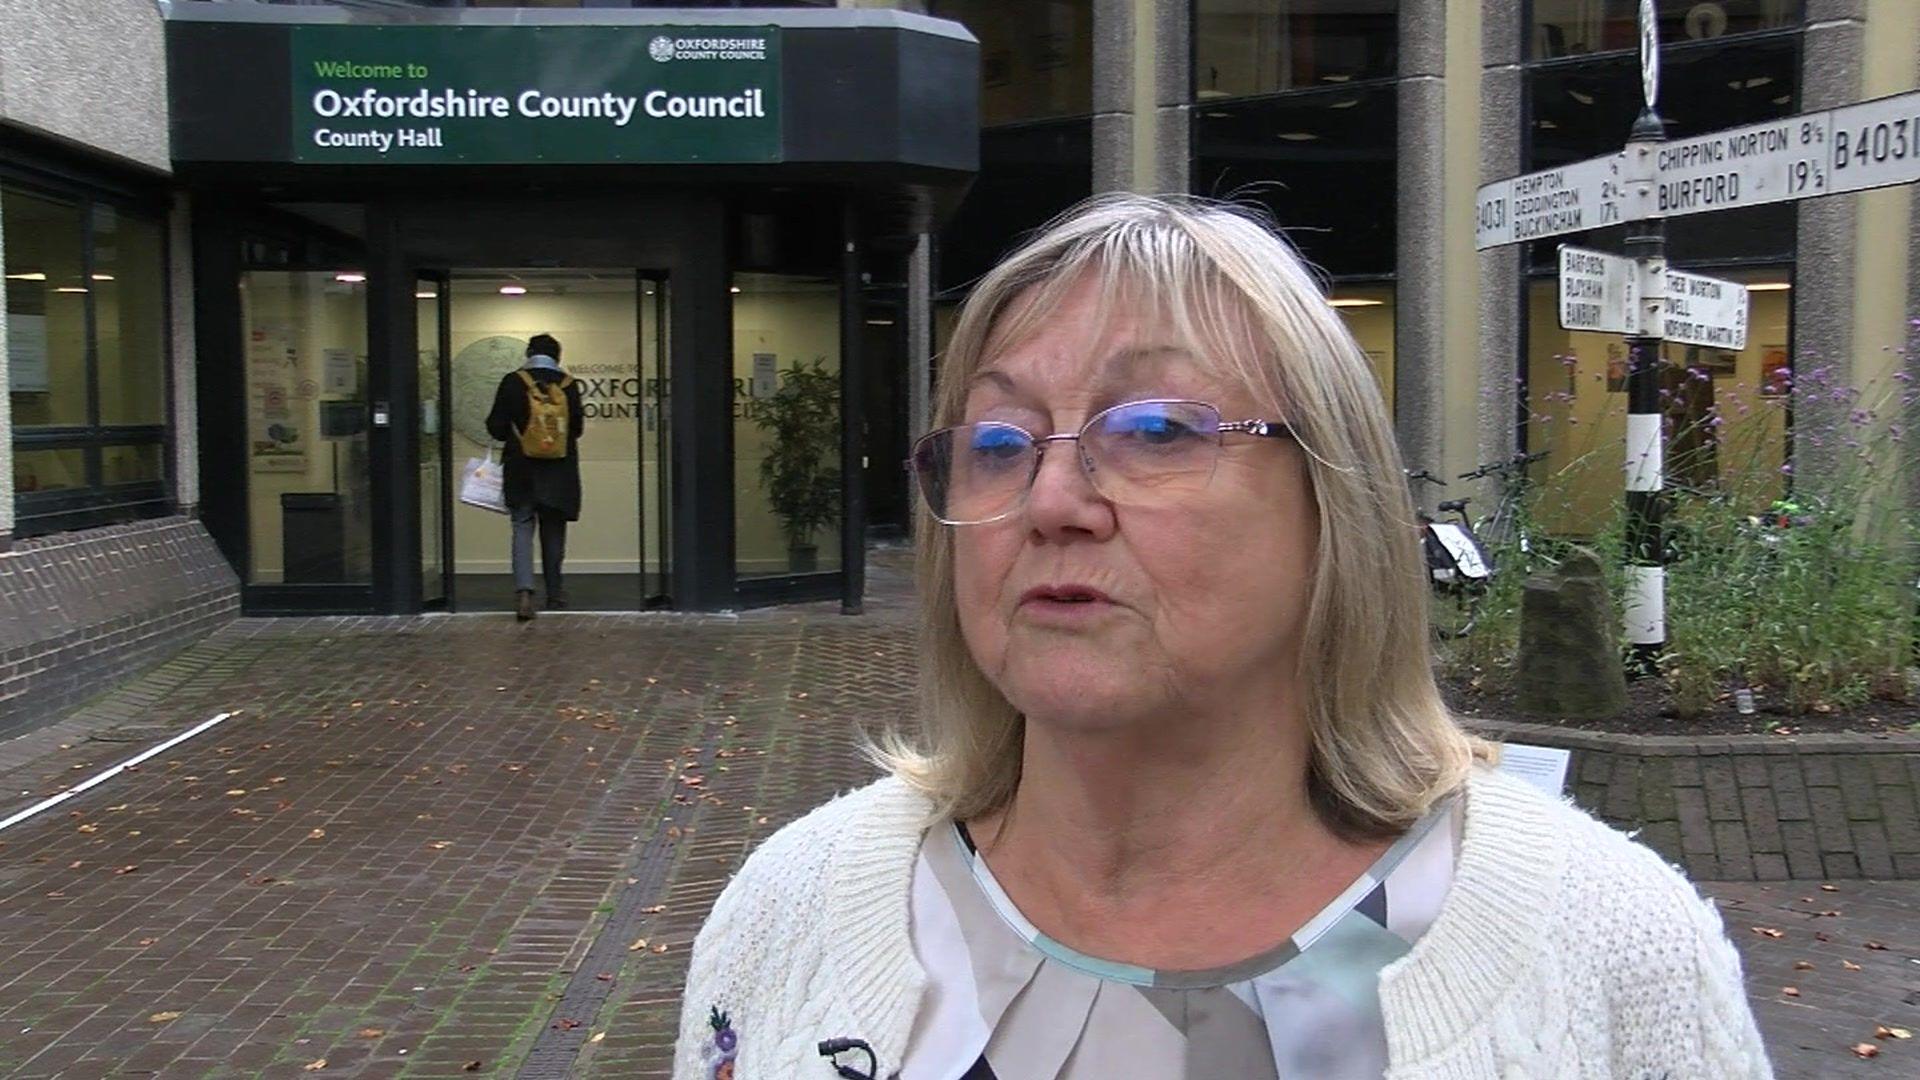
left=875, top=193, right=1490, bottom=838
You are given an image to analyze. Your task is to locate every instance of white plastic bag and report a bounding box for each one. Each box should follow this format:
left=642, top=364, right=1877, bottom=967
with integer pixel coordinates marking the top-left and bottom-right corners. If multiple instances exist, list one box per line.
left=460, top=448, right=507, bottom=514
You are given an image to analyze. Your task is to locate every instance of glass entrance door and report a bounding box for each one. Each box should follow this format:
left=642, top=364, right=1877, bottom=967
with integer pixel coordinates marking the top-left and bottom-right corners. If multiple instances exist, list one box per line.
left=442, top=269, right=669, bottom=611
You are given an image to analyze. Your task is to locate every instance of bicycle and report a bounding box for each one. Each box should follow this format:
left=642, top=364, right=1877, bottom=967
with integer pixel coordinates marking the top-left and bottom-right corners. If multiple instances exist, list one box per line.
left=1408, top=468, right=1492, bottom=638
left=1459, top=451, right=1550, bottom=560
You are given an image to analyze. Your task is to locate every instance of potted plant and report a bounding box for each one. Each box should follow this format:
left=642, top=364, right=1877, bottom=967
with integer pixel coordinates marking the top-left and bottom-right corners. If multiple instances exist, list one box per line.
left=752, top=357, right=841, bottom=572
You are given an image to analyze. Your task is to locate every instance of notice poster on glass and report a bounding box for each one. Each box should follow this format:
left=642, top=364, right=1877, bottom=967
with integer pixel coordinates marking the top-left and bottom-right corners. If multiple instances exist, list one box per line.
left=752, top=352, right=778, bottom=399
left=323, top=347, right=357, bottom=395
left=249, top=323, right=308, bottom=473
left=6, top=314, right=50, bottom=393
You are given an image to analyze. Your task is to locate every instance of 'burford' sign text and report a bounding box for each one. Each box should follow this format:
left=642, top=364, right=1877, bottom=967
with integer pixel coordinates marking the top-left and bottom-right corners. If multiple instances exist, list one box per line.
left=291, top=25, right=782, bottom=164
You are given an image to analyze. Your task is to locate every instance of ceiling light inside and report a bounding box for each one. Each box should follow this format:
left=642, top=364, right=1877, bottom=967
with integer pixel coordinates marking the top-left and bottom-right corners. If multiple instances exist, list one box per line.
left=335, top=272, right=366, bottom=284
left=499, top=285, right=527, bottom=296
left=1328, top=298, right=1384, bottom=308
left=1746, top=282, right=1791, bottom=291
left=1277, top=132, right=1319, bottom=142
left=4, top=272, right=47, bottom=281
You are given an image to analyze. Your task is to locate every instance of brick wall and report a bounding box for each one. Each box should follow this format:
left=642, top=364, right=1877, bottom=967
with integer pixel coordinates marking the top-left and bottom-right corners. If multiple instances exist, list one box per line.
left=1469, top=718, right=1920, bottom=882
left=0, top=517, right=237, bottom=738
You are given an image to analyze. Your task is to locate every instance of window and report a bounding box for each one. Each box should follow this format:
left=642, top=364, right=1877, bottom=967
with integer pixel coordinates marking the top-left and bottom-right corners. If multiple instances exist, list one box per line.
left=1529, top=0, right=1802, bottom=61
left=929, top=1, right=1092, bottom=126
left=939, top=120, right=1093, bottom=294
left=1519, top=27, right=1801, bottom=529
left=733, top=272, right=842, bottom=580
left=1524, top=268, right=1792, bottom=537
left=1525, top=34, right=1799, bottom=270
left=1195, top=0, right=1398, bottom=101
left=4, top=184, right=170, bottom=536
left=1194, top=81, right=1398, bottom=278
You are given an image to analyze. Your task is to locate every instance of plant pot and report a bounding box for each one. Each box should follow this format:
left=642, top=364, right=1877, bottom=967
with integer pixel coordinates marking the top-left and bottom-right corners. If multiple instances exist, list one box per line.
left=788, top=544, right=819, bottom=573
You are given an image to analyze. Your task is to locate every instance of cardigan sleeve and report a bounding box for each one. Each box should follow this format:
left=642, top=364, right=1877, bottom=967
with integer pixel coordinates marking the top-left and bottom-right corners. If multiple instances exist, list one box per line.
left=1686, top=888, right=1774, bottom=1079
left=674, top=880, right=741, bottom=1080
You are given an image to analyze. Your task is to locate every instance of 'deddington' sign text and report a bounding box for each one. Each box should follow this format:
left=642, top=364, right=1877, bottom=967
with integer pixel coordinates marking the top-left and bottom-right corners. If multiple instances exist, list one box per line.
left=290, top=25, right=782, bottom=164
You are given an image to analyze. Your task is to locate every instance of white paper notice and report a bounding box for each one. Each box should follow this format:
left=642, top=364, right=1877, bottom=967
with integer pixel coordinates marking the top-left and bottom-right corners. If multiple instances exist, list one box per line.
left=1497, top=743, right=1572, bottom=797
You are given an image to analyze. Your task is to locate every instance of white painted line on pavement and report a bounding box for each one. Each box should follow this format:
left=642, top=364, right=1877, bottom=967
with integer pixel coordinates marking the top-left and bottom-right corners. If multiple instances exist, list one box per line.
left=0, top=711, right=236, bottom=834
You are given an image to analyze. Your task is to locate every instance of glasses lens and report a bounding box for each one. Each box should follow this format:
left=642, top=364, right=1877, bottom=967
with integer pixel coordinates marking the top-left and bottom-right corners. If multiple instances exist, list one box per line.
left=912, top=422, right=1036, bottom=523
left=1085, top=401, right=1223, bottom=499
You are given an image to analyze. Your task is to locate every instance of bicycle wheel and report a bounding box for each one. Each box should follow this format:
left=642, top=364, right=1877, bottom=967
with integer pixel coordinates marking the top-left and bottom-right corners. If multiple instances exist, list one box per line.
left=1429, top=583, right=1483, bottom=639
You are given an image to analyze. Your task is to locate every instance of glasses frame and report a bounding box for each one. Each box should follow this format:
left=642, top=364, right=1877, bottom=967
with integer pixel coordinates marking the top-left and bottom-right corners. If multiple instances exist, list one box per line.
left=907, top=398, right=1299, bottom=526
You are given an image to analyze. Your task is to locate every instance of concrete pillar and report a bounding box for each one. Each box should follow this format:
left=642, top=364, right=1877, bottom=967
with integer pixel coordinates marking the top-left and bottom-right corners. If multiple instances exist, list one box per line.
left=1092, top=0, right=1188, bottom=194
left=0, top=194, right=11, bottom=547
left=169, top=194, right=199, bottom=518
left=1395, top=0, right=1448, bottom=479
left=1793, top=0, right=1867, bottom=485
left=1476, top=0, right=1524, bottom=478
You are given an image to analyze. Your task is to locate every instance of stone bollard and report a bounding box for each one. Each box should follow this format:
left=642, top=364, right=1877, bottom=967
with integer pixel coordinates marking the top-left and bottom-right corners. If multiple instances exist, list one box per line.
left=1515, top=549, right=1628, bottom=720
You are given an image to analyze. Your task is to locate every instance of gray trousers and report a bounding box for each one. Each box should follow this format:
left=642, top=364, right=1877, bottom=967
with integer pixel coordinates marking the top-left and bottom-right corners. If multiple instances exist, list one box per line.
left=510, top=503, right=568, bottom=595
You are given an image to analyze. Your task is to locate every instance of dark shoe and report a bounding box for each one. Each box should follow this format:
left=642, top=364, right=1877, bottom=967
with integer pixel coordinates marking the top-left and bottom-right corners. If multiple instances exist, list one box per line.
left=545, top=592, right=569, bottom=611
left=515, top=590, right=536, bottom=621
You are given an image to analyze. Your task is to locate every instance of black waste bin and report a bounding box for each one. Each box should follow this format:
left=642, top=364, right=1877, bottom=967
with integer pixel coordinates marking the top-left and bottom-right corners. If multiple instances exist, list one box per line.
left=282, top=492, right=346, bottom=583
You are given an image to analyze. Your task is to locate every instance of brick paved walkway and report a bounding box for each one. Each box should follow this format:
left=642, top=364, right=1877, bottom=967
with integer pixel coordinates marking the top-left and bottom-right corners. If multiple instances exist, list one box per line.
left=0, top=544, right=1913, bottom=1078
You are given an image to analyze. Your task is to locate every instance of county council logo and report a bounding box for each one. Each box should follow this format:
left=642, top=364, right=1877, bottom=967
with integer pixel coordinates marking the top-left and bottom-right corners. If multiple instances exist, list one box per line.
left=649, top=36, right=675, bottom=62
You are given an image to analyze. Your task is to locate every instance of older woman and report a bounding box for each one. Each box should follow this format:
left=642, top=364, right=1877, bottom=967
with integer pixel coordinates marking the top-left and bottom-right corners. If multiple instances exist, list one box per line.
left=676, top=195, right=1769, bottom=1080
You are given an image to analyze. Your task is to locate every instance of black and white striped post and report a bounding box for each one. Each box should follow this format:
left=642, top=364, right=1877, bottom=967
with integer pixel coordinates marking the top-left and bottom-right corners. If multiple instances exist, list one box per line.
left=1622, top=0, right=1667, bottom=675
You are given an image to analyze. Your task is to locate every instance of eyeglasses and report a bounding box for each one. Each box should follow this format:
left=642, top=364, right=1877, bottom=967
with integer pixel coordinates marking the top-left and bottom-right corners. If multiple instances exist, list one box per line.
left=908, top=398, right=1297, bottom=526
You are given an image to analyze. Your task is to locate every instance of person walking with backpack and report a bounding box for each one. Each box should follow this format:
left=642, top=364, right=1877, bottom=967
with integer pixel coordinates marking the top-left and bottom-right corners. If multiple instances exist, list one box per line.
left=486, top=333, right=585, bottom=621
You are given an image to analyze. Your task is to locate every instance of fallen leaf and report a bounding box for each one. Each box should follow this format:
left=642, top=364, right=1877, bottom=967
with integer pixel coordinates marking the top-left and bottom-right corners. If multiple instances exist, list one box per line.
left=641, top=904, right=666, bottom=914
left=148, top=1011, right=182, bottom=1023
left=1866, top=941, right=1889, bottom=950
left=304, top=1058, right=328, bottom=1070
left=1794, top=961, right=1815, bottom=970
left=1815, top=931, right=1833, bottom=942
left=463, top=1062, right=482, bottom=1072
left=428, top=841, right=452, bottom=850
left=652, top=943, right=669, bottom=954
left=594, top=972, right=614, bottom=982
left=1844, top=960, right=1862, bottom=971
left=308, top=828, right=326, bottom=840
left=138, top=938, right=156, bottom=947
left=1852, top=1043, right=1880, bottom=1058
left=1782, top=986, right=1800, bottom=997
left=1821, top=884, right=1839, bottom=892
left=552, top=1018, right=583, bottom=1030
left=358, top=1027, right=385, bottom=1038
left=1751, top=926, right=1784, bottom=938
left=77, top=823, right=98, bottom=834
left=1879, top=1026, right=1913, bottom=1040
left=590, top=1031, right=606, bottom=1044
left=629, top=938, right=648, bottom=951
left=115, top=865, right=139, bottom=875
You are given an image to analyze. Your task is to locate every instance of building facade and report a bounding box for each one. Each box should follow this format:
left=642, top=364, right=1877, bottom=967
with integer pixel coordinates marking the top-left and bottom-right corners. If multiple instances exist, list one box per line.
left=2, top=0, right=1917, bottom=735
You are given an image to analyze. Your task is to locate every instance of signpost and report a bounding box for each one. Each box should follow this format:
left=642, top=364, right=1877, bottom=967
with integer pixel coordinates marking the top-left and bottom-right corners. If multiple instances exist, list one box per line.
left=1476, top=2, right=1920, bottom=672
left=1477, top=92, right=1920, bottom=245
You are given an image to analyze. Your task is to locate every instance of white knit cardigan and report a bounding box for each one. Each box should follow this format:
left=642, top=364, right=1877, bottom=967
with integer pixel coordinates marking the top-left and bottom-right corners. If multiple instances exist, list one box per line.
left=675, top=767, right=1772, bottom=1079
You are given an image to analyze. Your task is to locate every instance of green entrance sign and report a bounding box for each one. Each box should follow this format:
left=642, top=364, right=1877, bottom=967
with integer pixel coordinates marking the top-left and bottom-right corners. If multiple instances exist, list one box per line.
left=290, top=25, right=781, bottom=164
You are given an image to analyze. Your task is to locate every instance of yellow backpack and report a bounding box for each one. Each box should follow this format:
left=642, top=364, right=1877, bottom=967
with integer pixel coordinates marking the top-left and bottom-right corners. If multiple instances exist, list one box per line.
left=514, top=369, right=574, bottom=460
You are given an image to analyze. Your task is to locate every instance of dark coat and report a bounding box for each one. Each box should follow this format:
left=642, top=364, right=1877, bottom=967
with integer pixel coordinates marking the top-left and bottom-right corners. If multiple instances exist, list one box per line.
left=485, top=367, right=585, bottom=520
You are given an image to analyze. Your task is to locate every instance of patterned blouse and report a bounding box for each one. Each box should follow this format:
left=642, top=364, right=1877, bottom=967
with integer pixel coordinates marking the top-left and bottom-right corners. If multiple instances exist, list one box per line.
left=900, top=796, right=1463, bottom=1080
